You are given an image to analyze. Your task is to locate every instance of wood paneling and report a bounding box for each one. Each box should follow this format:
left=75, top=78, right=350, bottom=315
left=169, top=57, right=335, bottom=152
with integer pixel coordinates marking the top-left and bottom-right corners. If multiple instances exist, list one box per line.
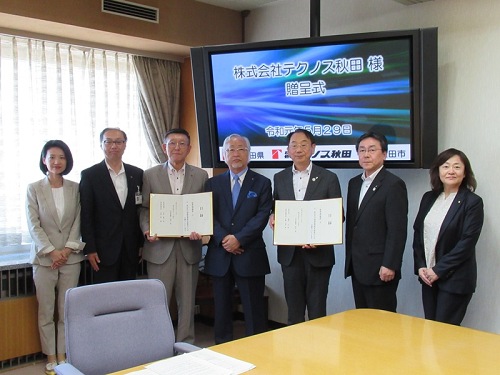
left=0, top=296, right=41, bottom=361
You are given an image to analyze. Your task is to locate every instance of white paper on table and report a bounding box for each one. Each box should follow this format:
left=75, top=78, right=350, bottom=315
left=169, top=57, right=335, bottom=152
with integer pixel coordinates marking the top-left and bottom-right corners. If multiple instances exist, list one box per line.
left=145, top=349, right=255, bottom=375
left=145, top=354, right=232, bottom=375
left=149, top=192, right=213, bottom=237
left=127, top=370, right=159, bottom=375
left=273, top=197, right=343, bottom=246
left=189, top=349, right=256, bottom=374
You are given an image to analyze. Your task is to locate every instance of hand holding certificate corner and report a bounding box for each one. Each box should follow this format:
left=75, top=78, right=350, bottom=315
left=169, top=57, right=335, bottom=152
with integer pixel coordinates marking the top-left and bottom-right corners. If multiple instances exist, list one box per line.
left=149, top=192, right=213, bottom=237
left=273, top=198, right=343, bottom=246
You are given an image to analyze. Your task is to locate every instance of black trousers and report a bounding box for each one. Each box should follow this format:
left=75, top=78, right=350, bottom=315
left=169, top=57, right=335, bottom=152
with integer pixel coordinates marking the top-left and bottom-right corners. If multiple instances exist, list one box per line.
left=421, top=283, right=472, bottom=326
left=92, top=246, right=137, bottom=284
left=351, top=274, right=399, bottom=312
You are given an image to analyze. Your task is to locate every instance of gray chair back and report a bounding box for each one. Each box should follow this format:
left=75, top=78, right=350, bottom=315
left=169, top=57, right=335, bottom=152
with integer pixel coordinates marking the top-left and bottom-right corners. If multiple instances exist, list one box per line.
left=64, top=279, right=175, bottom=375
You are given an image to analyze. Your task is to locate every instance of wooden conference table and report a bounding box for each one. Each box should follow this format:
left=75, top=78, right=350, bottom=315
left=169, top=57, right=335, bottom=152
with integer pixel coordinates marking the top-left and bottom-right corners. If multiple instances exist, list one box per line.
left=113, top=309, right=500, bottom=374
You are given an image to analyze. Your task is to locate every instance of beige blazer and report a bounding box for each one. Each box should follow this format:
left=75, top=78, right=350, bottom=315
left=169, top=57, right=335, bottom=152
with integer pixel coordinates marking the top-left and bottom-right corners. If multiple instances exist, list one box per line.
left=26, top=177, right=85, bottom=266
left=139, top=163, right=208, bottom=265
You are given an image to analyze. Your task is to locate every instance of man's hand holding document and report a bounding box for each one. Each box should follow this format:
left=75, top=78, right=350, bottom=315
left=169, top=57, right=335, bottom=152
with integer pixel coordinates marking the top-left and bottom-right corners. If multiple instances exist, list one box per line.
left=273, top=198, right=343, bottom=246
left=149, top=192, right=213, bottom=237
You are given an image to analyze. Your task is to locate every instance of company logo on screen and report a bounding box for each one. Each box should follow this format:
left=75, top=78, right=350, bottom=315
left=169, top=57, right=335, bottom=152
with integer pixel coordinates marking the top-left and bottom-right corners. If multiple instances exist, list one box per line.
left=272, top=149, right=282, bottom=159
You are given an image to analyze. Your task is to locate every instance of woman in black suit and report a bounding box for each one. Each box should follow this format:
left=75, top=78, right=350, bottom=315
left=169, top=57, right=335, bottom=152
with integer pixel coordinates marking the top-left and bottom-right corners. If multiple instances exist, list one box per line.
left=413, top=148, right=483, bottom=325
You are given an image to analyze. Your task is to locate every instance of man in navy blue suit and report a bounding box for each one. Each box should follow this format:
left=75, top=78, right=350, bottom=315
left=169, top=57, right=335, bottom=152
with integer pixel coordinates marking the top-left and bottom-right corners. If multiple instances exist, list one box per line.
left=204, top=134, right=273, bottom=344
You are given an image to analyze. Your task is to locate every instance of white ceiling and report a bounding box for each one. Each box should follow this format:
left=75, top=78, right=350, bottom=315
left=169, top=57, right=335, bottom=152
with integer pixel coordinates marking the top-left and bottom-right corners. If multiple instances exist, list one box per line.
left=196, top=0, right=434, bottom=11
left=195, top=0, right=289, bottom=12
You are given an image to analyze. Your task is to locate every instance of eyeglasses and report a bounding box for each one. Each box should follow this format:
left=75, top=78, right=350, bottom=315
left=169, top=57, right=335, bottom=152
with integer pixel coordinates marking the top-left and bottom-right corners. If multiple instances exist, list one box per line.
left=167, top=141, right=188, bottom=149
left=289, top=143, right=312, bottom=150
left=357, top=147, right=381, bottom=155
left=226, top=148, right=249, bottom=153
left=103, top=140, right=126, bottom=146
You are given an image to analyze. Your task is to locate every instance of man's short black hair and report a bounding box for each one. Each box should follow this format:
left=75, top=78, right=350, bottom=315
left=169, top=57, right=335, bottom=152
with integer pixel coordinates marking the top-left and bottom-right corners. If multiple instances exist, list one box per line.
left=163, top=128, right=191, bottom=144
left=286, top=129, right=316, bottom=145
left=355, top=132, right=388, bottom=153
left=99, top=127, right=127, bottom=142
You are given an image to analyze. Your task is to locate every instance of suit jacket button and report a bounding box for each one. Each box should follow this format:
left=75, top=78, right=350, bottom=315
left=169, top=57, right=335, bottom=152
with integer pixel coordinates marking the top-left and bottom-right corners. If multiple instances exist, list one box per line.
left=231, top=223, right=234, bottom=226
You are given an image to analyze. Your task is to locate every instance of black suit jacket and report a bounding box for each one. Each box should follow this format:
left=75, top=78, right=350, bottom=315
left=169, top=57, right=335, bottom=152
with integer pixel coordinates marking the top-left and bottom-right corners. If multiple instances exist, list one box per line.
left=204, top=169, right=273, bottom=278
left=80, top=160, right=144, bottom=266
left=273, top=164, right=342, bottom=267
left=413, top=188, right=483, bottom=294
left=345, top=167, right=408, bottom=285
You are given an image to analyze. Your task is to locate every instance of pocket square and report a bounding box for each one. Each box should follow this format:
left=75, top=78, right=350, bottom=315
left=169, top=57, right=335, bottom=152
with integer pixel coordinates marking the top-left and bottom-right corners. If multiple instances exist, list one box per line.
left=247, top=191, right=258, bottom=198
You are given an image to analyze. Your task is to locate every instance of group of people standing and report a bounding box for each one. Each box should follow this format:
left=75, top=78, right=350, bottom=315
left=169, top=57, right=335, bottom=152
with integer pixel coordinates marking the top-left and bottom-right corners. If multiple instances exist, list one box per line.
left=26, top=127, right=483, bottom=375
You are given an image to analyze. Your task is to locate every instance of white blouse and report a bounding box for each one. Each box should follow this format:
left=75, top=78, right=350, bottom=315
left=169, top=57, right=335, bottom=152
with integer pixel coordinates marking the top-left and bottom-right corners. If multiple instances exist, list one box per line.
left=423, top=192, right=456, bottom=268
left=52, top=187, right=65, bottom=222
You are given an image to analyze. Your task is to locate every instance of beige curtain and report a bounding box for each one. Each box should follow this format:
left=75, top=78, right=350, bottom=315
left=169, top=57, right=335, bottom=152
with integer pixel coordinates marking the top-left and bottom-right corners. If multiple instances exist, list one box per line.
left=0, top=35, right=150, bottom=251
left=133, top=56, right=181, bottom=164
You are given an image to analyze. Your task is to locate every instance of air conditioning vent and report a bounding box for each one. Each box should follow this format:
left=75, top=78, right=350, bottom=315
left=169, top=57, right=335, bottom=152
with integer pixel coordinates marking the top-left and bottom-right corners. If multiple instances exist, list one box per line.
left=102, top=0, right=159, bottom=23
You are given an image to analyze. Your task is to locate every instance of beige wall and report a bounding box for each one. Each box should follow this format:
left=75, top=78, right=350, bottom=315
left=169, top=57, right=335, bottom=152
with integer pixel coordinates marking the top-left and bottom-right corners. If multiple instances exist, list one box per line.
left=0, top=0, right=242, bottom=58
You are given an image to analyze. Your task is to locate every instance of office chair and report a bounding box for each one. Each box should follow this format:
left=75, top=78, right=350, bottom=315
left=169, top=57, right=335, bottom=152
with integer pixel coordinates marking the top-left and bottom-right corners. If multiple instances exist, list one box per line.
left=55, top=279, right=199, bottom=375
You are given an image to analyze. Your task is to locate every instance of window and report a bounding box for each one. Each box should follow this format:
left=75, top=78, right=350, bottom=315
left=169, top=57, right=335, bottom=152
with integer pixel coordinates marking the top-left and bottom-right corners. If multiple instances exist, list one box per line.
left=0, top=35, right=152, bottom=256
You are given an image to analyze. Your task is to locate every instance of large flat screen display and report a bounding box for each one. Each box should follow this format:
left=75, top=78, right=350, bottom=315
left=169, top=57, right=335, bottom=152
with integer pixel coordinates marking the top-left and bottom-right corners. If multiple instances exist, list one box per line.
left=191, top=28, right=437, bottom=168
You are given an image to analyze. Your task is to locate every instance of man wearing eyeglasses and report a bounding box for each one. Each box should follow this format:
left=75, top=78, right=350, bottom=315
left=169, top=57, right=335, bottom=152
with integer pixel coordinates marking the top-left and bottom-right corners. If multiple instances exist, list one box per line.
left=204, top=134, right=272, bottom=344
left=345, top=131, right=408, bottom=312
left=270, top=129, right=342, bottom=325
left=139, top=128, right=208, bottom=344
left=80, top=127, right=144, bottom=284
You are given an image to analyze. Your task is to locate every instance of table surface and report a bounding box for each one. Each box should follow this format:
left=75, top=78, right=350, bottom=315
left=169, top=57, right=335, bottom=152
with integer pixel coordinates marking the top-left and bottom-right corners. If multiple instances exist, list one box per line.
left=112, top=309, right=500, bottom=374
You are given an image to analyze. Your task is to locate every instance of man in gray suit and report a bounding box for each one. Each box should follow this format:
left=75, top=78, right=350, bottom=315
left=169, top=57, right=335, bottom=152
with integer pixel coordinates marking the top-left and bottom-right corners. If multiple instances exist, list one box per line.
left=140, top=129, right=208, bottom=344
left=270, top=129, right=342, bottom=325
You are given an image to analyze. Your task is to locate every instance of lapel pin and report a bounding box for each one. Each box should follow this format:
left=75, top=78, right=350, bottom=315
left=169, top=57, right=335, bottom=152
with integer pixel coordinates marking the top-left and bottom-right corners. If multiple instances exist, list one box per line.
left=312, top=177, right=319, bottom=181
left=372, top=185, right=378, bottom=191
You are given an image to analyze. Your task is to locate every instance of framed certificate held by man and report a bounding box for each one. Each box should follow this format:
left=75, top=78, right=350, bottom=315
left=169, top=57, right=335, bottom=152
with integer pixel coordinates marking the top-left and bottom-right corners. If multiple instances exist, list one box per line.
left=274, top=198, right=343, bottom=246
left=150, top=192, right=213, bottom=237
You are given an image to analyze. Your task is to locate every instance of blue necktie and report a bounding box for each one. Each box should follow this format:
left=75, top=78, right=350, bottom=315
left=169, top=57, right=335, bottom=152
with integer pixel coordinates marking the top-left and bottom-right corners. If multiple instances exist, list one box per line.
left=232, top=175, right=240, bottom=208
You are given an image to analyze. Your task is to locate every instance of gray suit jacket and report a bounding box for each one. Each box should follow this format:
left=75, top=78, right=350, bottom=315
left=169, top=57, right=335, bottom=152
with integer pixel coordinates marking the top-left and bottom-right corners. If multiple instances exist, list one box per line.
left=139, top=163, right=209, bottom=265
left=273, top=164, right=342, bottom=267
left=26, top=177, right=85, bottom=266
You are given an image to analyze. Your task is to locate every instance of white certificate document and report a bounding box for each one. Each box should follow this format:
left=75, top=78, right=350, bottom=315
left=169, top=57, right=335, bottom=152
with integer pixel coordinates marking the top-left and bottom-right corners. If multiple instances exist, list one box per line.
left=149, top=192, right=213, bottom=237
left=273, top=198, right=343, bottom=246
left=145, top=349, right=255, bottom=375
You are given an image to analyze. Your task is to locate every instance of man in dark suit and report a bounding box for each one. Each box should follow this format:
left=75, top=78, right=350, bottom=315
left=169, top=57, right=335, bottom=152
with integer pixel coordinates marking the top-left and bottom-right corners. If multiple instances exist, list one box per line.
left=80, top=127, right=144, bottom=284
left=204, top=134, right=273, bottom=344
left=139, top=129, right=208, bottom=344
left=345, top=132, right=408, bottom=312
left=270, top=129, right=342, bottom=325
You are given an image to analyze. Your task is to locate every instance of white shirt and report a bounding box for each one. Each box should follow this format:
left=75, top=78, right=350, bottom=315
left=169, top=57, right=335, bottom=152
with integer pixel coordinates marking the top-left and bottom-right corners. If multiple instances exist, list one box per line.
left=292, top=162, right=312, bottom=201
left=167, top=162, right=186, bottom=195
left=52, top=186, right=65, bottom=222
left=423, top=192, right=456, bottom=268
left=106, top=161, right=127, bottom=208
left=358, top=165, right=384, bottom=207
